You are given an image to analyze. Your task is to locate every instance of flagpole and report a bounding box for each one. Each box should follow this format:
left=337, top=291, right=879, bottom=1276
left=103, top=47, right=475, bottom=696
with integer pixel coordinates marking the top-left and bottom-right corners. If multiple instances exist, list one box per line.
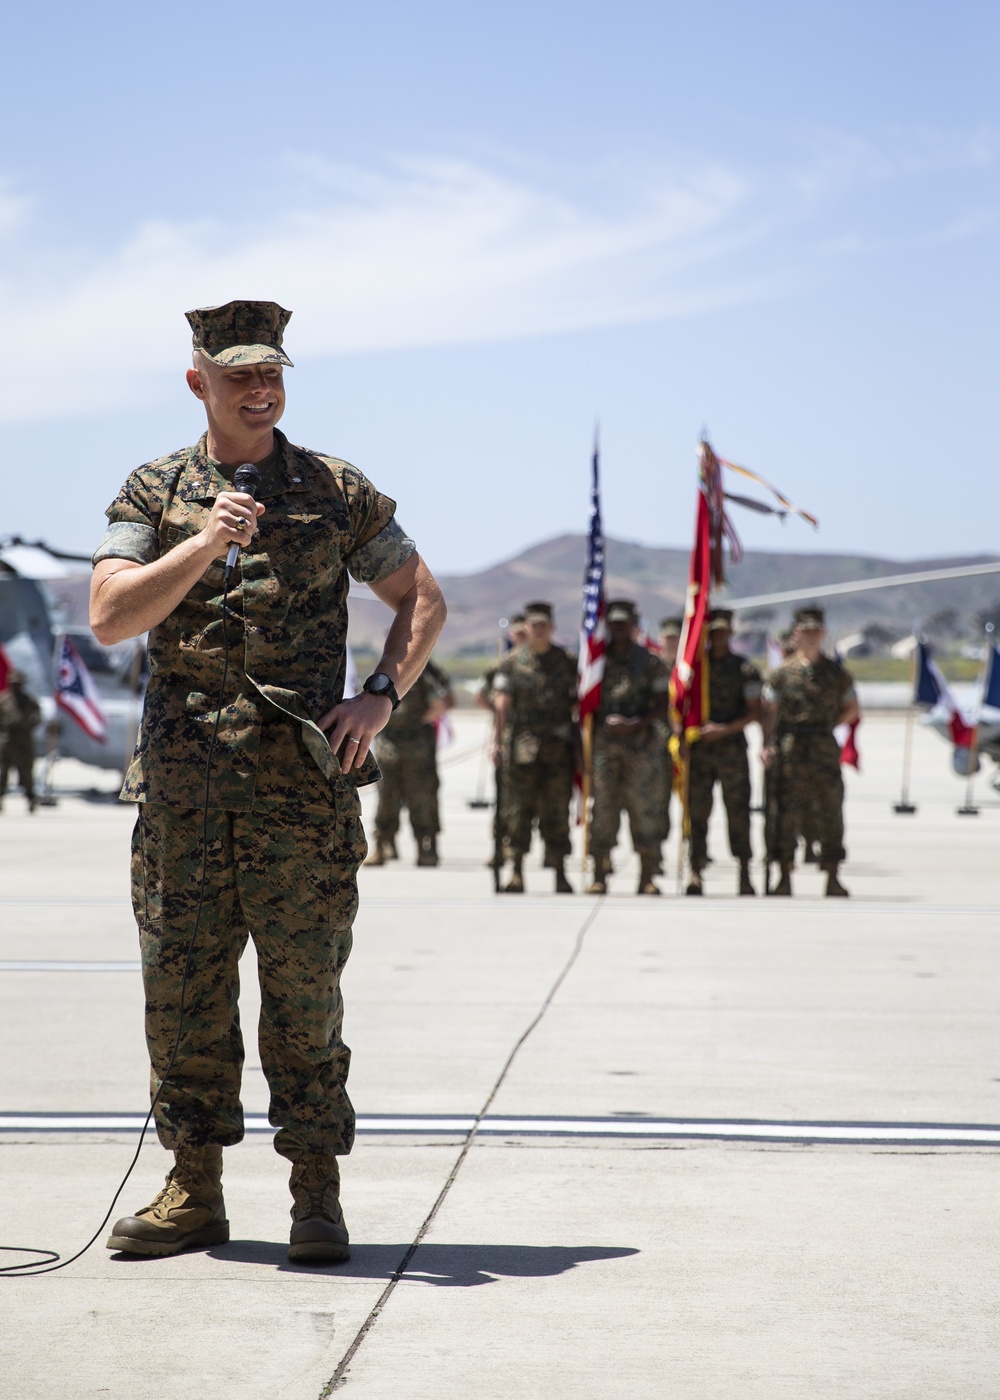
left=957, top=624, right=992, bottom=816
left=894, top=632, right=918, bottom=814
left=581, top=713, right=594, bottom=873
left=676, top=747, right=690, bottom=894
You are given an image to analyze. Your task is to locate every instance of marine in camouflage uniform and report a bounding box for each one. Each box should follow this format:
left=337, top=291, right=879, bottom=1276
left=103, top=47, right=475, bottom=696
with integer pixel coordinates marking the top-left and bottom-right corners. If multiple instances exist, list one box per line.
left=90, top=300, right=444, bottom=1262
left=587, top=600, right=671, bottom=895
left=657, top=616, right=683, bottom=843
left=763, top=627, right=820, bottom=879
left=763, top=607, right=857, bottom=898
left=492, top=601, right=577, bottom=894
left=686, top=610, right=762, bottom=897
left=368, top=659, right=452, bottom=866
left=0, top=670, right=41, bottom=812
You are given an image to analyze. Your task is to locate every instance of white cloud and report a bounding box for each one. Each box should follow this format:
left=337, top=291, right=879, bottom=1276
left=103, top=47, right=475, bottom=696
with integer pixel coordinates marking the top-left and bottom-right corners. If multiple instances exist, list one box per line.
left=0, top=128, right=995, bottom=425
left=0, top=156, right=769, bottom=425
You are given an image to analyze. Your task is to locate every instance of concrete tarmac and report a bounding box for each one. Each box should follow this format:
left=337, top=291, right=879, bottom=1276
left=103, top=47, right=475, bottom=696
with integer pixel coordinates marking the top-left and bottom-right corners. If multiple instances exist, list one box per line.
left=1, top=711, right=997, bottom=1398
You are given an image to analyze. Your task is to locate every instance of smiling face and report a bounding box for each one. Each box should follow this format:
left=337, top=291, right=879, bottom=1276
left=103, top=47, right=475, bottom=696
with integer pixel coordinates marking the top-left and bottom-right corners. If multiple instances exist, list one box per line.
left=186, top=353, right=286, bottom=460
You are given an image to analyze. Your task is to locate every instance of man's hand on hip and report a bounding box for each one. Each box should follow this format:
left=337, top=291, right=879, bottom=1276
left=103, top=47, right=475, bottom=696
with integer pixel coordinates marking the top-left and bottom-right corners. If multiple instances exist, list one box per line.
left=319, top=693, right=393, bottom=772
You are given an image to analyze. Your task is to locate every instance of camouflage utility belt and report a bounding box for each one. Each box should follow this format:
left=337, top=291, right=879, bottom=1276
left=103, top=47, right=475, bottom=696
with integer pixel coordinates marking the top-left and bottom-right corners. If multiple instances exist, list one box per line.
left=509, top=724, right=573, bottom=765
left=510, top=718, right=574, bottom=738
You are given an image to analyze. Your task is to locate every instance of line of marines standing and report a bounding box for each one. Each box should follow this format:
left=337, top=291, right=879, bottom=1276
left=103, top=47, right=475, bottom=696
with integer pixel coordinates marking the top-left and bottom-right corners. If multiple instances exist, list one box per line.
left=361, top=599, right=858, bottom=897
left=480, top=599, right=857, bottom=897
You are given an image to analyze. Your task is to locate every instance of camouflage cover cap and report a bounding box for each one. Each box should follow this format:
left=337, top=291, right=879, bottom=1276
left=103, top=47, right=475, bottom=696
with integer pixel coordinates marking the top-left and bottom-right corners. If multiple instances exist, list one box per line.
left=659, top=616, right=683, bottom=638
left=606, top=599, right=637, bottom=622
left=707, top=608, right=734, bottom=630
left=794, top=606, right=825, bottom=629
left=524, top=601, right=553, bottom=621
left=186, top=300, right=294, bottom=367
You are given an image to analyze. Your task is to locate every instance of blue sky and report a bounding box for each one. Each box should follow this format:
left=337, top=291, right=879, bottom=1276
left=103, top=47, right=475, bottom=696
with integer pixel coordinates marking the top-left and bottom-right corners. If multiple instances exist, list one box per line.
left=2, top=1, right=998, bottom=574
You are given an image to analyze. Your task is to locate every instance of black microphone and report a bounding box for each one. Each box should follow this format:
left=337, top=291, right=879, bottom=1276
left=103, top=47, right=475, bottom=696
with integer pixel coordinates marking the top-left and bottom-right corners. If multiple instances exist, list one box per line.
left=224, top=462, right=263, bottom=581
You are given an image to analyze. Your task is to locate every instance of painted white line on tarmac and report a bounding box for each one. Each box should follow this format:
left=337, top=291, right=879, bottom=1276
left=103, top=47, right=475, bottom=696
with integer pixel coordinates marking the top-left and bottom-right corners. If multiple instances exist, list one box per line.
left=0, top=961, right=141, bottom=972
left=2, top=1112, right=998, bottom=1145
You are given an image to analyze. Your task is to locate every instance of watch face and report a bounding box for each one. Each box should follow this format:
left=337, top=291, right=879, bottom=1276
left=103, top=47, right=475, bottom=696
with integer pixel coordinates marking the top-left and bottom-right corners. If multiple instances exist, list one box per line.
left=369, top=675, right=389, bottom=693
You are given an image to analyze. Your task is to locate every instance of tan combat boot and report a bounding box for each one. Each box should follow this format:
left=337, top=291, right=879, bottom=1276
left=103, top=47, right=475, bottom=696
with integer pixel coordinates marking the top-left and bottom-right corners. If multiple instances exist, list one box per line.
left=286, top=1154, right=351, bottom=1264
left=504, top=857, right=524, bottom=893
left=638, top=860, right=661, bottom=896
left=587, top=855, right=611, bottom=895
left=365, top=839, right=393, bottom=867
left=416, top=835, right=439, bottom=867
left=106, top=1145, right=227, bottom=1256
left=824, top=864, right=850, bottom=898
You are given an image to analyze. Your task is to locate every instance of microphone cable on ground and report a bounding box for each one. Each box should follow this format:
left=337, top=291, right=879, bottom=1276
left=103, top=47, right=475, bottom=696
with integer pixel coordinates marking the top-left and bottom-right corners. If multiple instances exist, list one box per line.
left=0, top=574, right=237, bottom=1277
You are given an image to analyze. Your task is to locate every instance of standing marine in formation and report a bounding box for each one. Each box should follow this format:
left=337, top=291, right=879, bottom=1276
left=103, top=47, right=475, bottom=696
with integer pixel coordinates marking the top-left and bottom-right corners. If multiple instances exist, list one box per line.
left=762, top=607, right=857, bottom=897
left=684, top=609, right=762, bottom=897
left=587, top=600, right=671, bottom=895
left=492, top=601, right=577, bottom=894
left=657, top=616, right=683, bottom=845
left=367, top=659, right=453, bottom=867
left=0, top=670, right=41, bottom=813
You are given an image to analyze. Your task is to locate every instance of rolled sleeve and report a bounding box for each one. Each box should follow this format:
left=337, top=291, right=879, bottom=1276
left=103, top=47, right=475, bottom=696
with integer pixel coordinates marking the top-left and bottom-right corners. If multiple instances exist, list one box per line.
left=347, top=517, right=416, bottom=584
left=92, top=520, right=160, bottom=567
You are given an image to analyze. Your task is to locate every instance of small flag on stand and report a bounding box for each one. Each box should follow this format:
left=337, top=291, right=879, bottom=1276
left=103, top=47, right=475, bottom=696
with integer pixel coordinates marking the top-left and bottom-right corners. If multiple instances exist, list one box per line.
left=983, top=643, right=1000, bottom=711
left=56, top=636, right=108, bottom=742
left=913, top=641, right=973, bottom=747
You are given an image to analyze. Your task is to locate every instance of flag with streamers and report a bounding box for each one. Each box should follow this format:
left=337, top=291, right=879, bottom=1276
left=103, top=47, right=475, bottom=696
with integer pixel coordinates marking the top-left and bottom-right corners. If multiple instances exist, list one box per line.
left=670, top=487, right=712, bottom=740
left=56, top=636, right=108, bottom=742
left=577, top=440, right=606, bottom=719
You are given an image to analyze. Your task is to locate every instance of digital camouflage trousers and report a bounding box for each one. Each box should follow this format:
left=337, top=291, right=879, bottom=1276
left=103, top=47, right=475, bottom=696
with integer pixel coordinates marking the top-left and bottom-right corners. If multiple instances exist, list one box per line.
left=131, top=788, right=366, bottom=1157
left=374, top=732, right=440, bottom=841
left=771, top=731, right=845, bottom=866
left=687, top=736, right=753, bottom=871
left=590, top=732, right=669, bottom=866
left=0, top=739, right=35, bottom=800
left=502, top=738, right=574, bottom=862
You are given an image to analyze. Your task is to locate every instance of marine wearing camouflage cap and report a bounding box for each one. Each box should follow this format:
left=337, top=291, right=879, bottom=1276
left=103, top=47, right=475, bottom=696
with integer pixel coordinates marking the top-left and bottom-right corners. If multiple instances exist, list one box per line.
left=606, top=599, right=638, bottom=623
left=186, top=300, right=294, bottom=368
left=794, top=607, right=825, bottom=629
left=707, top=608, right=734, bottom=630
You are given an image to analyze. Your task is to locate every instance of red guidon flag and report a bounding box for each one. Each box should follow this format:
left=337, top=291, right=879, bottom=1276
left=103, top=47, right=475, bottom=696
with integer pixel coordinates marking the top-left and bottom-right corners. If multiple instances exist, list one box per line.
left=670, top=488, right=711, bottom=740
left=56, top=636, right=108, bottom=742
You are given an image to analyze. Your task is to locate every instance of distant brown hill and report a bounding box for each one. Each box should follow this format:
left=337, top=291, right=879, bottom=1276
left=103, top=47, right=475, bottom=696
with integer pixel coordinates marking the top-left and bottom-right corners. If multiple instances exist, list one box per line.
left=349, top=535, right=1000, bottom=656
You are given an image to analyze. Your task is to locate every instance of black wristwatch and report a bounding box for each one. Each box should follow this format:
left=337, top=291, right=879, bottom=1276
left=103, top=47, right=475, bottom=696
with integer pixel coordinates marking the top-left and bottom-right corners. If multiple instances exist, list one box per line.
left=363, top=672, right=401, bottom=711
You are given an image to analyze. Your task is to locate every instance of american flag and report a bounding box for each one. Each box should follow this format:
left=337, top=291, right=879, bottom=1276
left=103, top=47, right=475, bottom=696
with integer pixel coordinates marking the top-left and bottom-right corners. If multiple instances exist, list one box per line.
left=56, top=636, right=108, bottom=742
left=577, top=439, right=606, bottom=719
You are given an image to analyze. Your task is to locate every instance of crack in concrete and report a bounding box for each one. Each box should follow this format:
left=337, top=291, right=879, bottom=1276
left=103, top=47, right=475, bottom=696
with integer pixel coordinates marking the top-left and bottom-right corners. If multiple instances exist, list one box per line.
left=319, top=901, right=604, bottom=1395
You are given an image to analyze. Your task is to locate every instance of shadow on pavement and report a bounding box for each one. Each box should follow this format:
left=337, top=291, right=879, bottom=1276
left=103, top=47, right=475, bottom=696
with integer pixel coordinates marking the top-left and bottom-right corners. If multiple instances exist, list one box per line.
left=206, top=1240, right=639, bottom=1286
